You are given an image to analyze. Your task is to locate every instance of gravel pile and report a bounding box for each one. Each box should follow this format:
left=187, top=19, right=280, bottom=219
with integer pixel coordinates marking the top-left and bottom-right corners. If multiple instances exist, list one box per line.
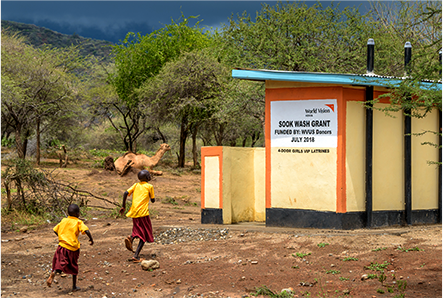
left=155, top=227, right=230, bottom=245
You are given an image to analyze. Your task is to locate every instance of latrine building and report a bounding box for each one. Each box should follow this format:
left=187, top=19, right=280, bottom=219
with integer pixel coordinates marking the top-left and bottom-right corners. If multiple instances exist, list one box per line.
left=201, top=45, right=442, bottom=230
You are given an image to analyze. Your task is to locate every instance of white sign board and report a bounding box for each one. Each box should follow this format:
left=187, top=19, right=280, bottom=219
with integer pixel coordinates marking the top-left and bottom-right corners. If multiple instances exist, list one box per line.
left=270, top=99, right=337, bottom=148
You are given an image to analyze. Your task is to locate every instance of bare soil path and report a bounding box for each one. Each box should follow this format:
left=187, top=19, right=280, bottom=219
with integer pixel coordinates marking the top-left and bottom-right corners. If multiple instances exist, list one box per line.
left=1, top=164, right=441, bottom=298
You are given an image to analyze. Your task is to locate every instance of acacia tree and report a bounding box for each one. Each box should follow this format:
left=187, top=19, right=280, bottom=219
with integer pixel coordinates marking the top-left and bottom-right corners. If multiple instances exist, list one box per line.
left=1, top=31, right=83, bottom=161
left=217, top=2, right=375, bottom=73
left=109, top=14, right=213, bottom=152
left=139, top=50, right=229, bottom=167
left=368, top=0, right=441, bottom=103
left=199, top=79, right=265, bottom=147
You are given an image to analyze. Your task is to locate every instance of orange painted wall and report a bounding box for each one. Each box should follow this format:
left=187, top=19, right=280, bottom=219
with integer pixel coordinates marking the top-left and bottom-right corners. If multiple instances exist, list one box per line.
left=266, top=87, right=347, bottom=213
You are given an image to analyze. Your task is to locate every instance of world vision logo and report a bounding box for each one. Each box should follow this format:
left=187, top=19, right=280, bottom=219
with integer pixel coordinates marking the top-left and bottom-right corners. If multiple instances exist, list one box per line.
left=317, top=104, right=334, bottom=114
left=325, top=104, right=335, bottom=112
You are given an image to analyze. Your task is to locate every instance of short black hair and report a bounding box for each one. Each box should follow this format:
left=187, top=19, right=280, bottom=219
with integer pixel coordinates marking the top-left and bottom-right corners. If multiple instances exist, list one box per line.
left=68, top=204, right=80, bottom=216
left=137, top=170, right=151, bottom=182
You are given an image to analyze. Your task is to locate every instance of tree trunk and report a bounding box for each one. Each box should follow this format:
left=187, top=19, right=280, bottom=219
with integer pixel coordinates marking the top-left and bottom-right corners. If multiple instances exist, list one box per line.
left=156, top=127, right=168, bottom=143
left=16, top=179, right=26, bottom=208
left=251, top=131, right=261, bottom=147
left=15, top=125, right=25, bottom=159
left=178, top=117, right=188, bottom=168
left=4, top=182, right=12, bottom=210
left=22, top=129, right=30, bottom=158
left=36, top=117, right=41, bottom=165
left=192, top=124, right=200, bottom=168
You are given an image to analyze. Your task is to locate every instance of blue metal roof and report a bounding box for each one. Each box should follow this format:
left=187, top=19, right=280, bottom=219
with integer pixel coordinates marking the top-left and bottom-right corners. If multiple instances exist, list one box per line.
left=232, top=69, right=442, bottom=91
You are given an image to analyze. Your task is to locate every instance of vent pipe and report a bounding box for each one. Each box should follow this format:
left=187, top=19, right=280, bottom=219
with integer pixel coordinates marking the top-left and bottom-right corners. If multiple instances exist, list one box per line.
left=365, top=38, right=374, bottom=228
left=404, top=41, right=412, bottom=225
left=404, top=42, right=412, bottom=75
left=367, top=38, right=375, bottom=74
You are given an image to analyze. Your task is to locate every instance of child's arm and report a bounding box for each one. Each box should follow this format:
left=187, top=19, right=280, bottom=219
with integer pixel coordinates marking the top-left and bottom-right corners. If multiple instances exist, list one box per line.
left=150, top=186, right=155, bottom=203
left=119, top=191, right=129, bottom=215
left=85, top=230, right=94, bottom=245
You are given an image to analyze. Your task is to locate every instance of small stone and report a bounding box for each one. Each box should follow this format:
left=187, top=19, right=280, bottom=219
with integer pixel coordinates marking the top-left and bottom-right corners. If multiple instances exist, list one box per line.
left=20, top=227, right=28, bottom=233
left=140, top=260, right=160, bottom=271
left=361, top=274, right=368, bottom=280
left=251, top=261, right=258, bottom=264
left=176, top=279, right=181, bottom=284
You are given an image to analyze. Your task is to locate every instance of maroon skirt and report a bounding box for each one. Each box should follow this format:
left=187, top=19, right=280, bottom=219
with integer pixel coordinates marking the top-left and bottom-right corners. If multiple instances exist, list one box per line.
left=132, top=216, right=154, bottom=243
left=51, top=245, right=80, bottom=275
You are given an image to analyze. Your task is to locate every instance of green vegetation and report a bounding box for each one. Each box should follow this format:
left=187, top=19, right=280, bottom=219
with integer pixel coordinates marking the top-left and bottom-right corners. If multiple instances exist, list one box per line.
left=372, top=247, right=388, bottom=252
left=339, top=277, right=349, bottom=281
left=184, top=202, right=198, bottom=207
left=396, top=246, right=424, bottom=252
left=250, top=285, right=294, bottom=298
left=317, top=242, right=329, bottom=248
left=342, top=257, right=359, bottom=261
left=365, top=261, right=391, bottom=272
left=293, top=252, right=311, bottom=258
left=326, top=270, right=341, bottom=275
left=161, top=196, right=178, bottom=205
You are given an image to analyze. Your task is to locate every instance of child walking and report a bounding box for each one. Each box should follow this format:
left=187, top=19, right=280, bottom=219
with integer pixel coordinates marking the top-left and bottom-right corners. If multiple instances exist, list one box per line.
left=120, top=169, right=155, bottom=262
left=46, top=204, right=93, bottom=291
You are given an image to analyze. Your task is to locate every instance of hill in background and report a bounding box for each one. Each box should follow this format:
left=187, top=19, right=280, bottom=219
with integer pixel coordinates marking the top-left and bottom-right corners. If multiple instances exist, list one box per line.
left=1, top=20, right=114, bottom=62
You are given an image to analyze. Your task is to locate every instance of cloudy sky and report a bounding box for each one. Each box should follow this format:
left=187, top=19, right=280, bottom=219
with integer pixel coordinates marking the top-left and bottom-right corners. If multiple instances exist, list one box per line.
left=1, top=1, right=371, bottom=44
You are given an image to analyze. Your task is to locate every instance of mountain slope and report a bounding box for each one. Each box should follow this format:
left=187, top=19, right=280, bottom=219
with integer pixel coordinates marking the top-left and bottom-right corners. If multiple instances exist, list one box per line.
left=1, top=20, right=114, bottom=61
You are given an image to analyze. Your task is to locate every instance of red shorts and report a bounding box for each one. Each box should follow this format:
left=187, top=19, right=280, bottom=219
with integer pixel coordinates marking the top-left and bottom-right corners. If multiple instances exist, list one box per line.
left=132, top=216, right=154, bottom=243
left=51, top=245, right=80, bottom=275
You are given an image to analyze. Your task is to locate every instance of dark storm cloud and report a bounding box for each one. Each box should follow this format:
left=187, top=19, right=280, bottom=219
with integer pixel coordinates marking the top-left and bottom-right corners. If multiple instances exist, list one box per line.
left=1, top=1, right=370, bottom=43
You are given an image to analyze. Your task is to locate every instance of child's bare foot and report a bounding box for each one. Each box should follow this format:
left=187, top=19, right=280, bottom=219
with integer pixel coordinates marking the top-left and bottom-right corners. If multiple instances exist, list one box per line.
left=46, top=272, right=55, bottom=287
left=131, top=257, right=144, bottom=263
left=125, top=236, right=134, bottom=252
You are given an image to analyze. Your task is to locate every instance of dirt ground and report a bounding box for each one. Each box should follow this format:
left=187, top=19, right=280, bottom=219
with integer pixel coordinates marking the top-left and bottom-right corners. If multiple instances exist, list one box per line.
left=1, top=161, right=442, bottom=298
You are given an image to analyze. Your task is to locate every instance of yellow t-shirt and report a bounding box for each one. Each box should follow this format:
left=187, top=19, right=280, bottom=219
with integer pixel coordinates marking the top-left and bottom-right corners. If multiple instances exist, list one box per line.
left=53, top=216, right=89, bottom=251
left=125, top=181, right=155, bottom=218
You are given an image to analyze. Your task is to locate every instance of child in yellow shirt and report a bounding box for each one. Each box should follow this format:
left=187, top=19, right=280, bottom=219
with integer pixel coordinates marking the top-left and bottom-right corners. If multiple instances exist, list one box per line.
left=46, top=204, right=93, bottom=291
left=120, top=170, right=155, bottom=262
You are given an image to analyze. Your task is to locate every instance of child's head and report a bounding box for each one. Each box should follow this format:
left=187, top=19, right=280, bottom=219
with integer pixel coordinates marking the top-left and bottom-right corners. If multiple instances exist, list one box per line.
left=68, top=204, right=80, bottom=218
left=137, top=170, right=152, bottom=182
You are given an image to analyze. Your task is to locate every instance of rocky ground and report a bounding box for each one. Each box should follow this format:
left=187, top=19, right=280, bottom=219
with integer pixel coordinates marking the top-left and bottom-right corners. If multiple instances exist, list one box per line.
left=1, top=163, right=442, bottom=298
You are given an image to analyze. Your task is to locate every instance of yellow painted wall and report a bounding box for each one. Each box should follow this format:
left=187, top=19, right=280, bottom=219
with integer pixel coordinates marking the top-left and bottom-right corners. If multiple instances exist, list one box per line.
left=221, top=147, right=232, bottom=224
left=373, top=103, right=404, bottom=211
left=254, top=149, right=266, bottom=221
left=346, top=101, right=366, bottom=212
left=412, top=109, right=439, bottom=210
left=270, top=147, right=337, bottom=211
left=204, top=156, right=221, bottom=208
left=225, top=147, right=256, bottom=223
